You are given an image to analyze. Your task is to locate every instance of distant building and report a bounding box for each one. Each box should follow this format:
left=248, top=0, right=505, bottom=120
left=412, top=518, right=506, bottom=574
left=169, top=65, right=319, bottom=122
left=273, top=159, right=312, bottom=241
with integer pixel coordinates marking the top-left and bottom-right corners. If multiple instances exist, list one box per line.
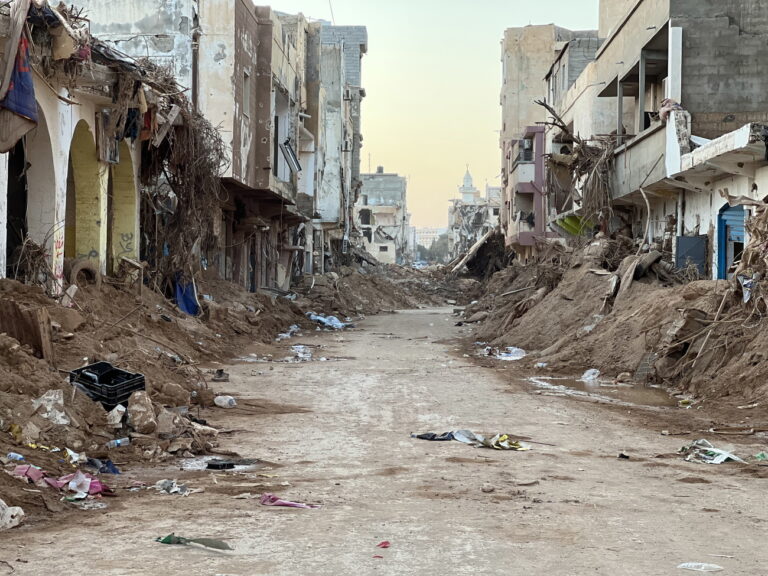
left=415, top=227, right=447, bottom=250
left=355, top=166, right=409, bottom=264
left=448, top=169, right=499, bottom=258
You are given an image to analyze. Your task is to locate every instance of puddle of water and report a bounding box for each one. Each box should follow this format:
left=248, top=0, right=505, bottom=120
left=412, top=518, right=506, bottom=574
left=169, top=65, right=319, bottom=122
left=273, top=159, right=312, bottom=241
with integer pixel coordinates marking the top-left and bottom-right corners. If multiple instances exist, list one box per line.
left=527, top=376, right=675, bottom=407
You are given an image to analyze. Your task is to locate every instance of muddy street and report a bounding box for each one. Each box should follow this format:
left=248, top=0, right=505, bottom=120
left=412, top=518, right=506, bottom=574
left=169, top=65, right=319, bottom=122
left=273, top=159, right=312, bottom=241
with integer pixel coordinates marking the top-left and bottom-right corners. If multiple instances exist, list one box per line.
left=3, top=308, right=768, bottom=575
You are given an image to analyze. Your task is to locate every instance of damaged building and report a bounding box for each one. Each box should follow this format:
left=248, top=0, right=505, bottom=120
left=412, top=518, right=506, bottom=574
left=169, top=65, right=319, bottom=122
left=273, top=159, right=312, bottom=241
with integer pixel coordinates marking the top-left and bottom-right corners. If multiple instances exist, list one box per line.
left=500, top=0, right=768, bottom=279
left=448, top=169, right=500, bottom=259
left=0, top=0, right=369, bottom=302
left=355, top=166, right=409, bottom=264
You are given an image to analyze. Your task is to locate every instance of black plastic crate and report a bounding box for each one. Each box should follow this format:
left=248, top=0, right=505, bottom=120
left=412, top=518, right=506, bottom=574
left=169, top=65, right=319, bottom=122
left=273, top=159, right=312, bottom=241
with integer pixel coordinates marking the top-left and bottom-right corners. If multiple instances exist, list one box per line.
left=70, top=362, right=145, bottom=410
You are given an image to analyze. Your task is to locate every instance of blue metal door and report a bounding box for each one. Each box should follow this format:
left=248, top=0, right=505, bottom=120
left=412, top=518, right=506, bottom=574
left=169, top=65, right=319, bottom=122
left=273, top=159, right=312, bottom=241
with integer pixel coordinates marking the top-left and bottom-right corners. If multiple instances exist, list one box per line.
left=717, top=205, right=745, bottom=280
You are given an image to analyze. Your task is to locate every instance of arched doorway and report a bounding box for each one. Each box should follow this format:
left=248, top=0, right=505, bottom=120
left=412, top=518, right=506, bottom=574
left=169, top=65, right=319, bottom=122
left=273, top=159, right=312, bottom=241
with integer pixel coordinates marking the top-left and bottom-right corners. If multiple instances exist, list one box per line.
left=24, top=105, right=60, bottom=285
left=717, top=204, right=745, bottom=280
left=107, top=140, right=137, bottom=273
left=5, top=139, right=27, bottom=278
left=65, top=120, right=104, bottom=268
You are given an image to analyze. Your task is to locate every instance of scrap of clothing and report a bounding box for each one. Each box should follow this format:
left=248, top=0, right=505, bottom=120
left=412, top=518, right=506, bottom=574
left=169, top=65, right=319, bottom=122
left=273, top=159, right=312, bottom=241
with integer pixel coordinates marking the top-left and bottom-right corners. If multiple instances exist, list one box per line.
left=411, top=429, right=530, bottom=450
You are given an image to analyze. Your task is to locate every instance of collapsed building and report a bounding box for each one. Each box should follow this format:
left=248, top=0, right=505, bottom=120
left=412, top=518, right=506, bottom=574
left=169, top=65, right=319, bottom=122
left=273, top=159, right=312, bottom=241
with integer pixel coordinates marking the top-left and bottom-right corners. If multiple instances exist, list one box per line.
left=354, top=166, right=409, bottom=264
left=448, top=169, right=500, bottom=259
left=0, top=0, right=369, bottom=297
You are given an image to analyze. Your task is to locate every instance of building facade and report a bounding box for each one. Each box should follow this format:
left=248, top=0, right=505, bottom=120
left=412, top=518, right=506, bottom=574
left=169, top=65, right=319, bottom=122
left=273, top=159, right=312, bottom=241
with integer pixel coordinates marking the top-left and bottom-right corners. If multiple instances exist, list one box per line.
left=448, top=169, right=500, bottom=258
left=502, top=0, right=768, bottom=279
left=355, top=167, right=408, bottom=264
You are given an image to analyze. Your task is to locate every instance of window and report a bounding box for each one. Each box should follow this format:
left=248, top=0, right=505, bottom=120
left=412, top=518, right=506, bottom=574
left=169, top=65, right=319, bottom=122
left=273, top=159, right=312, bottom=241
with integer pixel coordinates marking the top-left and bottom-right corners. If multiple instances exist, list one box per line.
left=243, top=71, right=251, bottom=116
left=493, top=208, right=500, bottom=216
left=360, top=209, right=371, bottom=225
left=379, top=245, right=389, bottom=252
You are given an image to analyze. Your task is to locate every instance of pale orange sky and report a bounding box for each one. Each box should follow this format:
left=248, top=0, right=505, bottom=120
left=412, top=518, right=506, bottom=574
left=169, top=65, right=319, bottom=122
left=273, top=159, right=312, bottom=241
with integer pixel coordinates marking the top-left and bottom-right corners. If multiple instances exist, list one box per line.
left=271, top=0, right=600, bottom=227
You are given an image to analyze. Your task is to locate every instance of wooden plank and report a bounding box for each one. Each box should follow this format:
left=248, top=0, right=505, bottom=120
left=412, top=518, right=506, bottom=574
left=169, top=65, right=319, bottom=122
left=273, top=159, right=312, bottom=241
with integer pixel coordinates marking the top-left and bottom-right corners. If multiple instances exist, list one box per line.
left=152, top=104, right=181, bottom=147
left=0, top=299, right=56, bottom=367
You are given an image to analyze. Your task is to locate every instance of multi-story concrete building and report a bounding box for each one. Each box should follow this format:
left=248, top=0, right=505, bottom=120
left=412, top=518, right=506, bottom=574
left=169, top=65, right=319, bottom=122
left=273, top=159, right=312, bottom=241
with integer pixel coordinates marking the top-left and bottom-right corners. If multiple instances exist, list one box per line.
left=499, top=24, right=597, bottom=254
left=355, top=167, right=408, bottom=264
left=80, top=1, right=310, bottom=291
left=511, top=0, right=768, bottom=279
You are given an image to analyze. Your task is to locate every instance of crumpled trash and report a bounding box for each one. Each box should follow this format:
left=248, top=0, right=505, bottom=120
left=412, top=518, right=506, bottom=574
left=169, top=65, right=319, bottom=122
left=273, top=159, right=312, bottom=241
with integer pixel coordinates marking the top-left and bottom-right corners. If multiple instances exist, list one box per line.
left=737, top=274, right=755, bottom=303
left=289, top=345, right=313, bottom=362
left=65, top=448, right=87, bottom=466
left=86, top=458, right=120, bottom=474
left=32, top=389, right=70, bottom=425
left=13, top=464, right=46, bottom=483
left=307, top=313, right=349, bottom=330
left=259, top=493, right=320, bottom=509
left=412, top=430, right=530, bottom=451
left=482, top=346, right=527, bottom=361
left=276, top=324, right=300, bottom=341
left=0, top=499, right=25, bottom=531
left=496, top=347, right=526, bottom=361
left=43, top=470, right=108, bottom=499
left=154, top=479, right=192, bottom=496
left=677, top=562, right=724, bottom=572
left=412, top=432, right=455, bottom=441
left=214, top=395, right=237, bottom=409
left=680, top=439, right=746, bottom=464
left=579, top=369, right=601, bottom=382
left=452, top=430, right=530, bottom=450
left=156, top=533, right=233, bottom=551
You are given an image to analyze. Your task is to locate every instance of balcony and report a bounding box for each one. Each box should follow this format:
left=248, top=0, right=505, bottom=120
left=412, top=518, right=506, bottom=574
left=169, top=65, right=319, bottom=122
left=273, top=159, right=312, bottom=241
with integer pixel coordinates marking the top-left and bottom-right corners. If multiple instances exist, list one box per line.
left=613, top=124, right=666, bottom=201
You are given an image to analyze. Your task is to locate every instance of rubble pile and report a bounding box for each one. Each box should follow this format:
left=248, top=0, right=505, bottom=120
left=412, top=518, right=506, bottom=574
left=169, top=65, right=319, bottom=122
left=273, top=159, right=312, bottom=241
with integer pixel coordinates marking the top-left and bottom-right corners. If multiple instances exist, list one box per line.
left=465, top=235, right=768, bottom=402
left=294, top=265, right=447, bottom=316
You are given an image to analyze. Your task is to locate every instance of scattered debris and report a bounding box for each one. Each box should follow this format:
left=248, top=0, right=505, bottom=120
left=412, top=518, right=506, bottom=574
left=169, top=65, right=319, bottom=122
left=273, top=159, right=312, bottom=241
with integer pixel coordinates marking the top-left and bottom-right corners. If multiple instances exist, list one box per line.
left=0, top=499, right=25, bottom=531
left=579, top=369, right=601, bottom=383
left=259, top=493, right=320, bottom=509
left=154, top=479, right=193, bottom=496
left=376, top=541, right=391, bottom=549
left=481, top=346, right=527, bottom=361
left=214, top=395, right=237, bottom=409
left=156, top=533, right=233, bottom=551
left=411, top=430, right=530, bottom=451
left=677, top=562, right=724, bottom=572
left=211, top=369, right=229, bottom=383
left=680, top=439, right=746, bottom=464
left=306, top=312, right=349, bottom=330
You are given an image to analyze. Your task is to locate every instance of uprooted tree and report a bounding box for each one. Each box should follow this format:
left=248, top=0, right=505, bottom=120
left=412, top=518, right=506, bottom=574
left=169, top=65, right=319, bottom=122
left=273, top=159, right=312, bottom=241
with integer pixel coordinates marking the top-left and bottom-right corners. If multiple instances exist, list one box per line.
left=535, top=99, right=616, bottom=230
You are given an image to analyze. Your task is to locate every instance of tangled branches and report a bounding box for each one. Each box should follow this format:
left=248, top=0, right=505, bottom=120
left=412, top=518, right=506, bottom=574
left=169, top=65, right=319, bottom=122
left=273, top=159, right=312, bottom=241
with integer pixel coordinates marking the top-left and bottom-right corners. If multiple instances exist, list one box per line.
left=535, top=100, right=616, bottom=226
left=138, top=60, right=230, bottom=282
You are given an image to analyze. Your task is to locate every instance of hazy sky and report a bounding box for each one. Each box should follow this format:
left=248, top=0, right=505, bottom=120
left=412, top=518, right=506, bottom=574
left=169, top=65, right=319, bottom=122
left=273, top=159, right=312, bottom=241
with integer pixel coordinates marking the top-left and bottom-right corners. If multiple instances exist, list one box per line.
left=270, top=0, right=600, bottom=227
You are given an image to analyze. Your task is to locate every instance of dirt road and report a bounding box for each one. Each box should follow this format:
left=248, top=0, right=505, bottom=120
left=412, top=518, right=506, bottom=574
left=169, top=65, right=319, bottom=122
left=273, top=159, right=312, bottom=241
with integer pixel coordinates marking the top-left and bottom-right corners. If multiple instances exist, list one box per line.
left=3, top=308, right=767, bottom=575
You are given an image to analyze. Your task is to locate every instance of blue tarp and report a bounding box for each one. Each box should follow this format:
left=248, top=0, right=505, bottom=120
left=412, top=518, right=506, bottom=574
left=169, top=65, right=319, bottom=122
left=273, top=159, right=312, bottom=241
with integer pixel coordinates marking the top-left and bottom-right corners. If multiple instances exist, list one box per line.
left=175, top=276, right=200, bottom=316
left=1, top=37, right=38, bottom=122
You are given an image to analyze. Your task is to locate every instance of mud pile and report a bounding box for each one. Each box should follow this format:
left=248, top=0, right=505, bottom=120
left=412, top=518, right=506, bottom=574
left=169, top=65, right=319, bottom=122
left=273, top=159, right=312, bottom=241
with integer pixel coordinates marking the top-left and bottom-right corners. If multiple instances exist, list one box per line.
left=467, top=237, right=766, bottom=403
left=293, top=265, right=452, bottom=315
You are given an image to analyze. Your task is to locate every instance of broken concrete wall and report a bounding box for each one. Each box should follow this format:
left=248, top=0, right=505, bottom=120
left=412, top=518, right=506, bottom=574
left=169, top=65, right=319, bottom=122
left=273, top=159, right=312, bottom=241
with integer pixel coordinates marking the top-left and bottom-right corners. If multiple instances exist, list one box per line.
left=78, top=0, right=197, bottom=91
left=316, top=43, right=345, bottom=224
left=197, top=0, right=236, bottom=182
left=672, top=0, right=768, bottom=139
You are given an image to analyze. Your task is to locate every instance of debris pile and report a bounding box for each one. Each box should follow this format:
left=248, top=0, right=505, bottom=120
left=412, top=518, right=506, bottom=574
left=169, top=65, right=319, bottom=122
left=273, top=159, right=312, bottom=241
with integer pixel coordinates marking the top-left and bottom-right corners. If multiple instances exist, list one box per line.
left=461, top=232, right=768, bottom=402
